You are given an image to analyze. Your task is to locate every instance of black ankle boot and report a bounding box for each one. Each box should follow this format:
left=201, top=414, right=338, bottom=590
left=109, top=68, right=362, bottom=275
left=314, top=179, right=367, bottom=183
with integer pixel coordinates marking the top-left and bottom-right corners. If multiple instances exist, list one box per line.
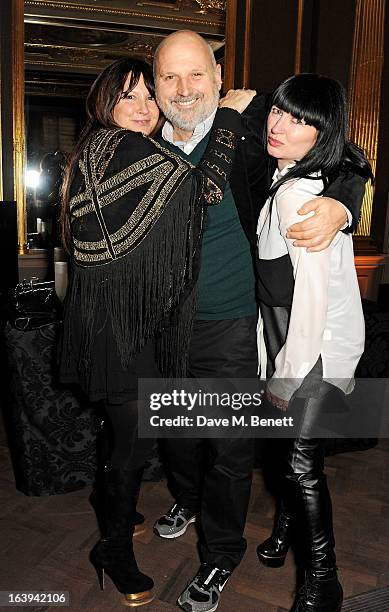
left=257, top=512, right=292, bottom=567
left=293, top=568, right=343, bottom=612
left=90, top=464, right=154, bottom=606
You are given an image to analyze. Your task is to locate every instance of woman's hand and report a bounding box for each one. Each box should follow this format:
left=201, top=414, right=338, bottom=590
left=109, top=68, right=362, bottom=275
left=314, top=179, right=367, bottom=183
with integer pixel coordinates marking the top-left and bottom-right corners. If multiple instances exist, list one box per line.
left=219, top=89, right=257, bottom=114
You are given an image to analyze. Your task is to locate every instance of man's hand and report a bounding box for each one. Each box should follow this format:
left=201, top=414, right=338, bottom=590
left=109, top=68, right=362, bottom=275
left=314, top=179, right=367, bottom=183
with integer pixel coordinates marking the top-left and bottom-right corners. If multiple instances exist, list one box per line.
left=219, top=88, right=257, bottom=114
left=286, top=197, right=347, bottom=252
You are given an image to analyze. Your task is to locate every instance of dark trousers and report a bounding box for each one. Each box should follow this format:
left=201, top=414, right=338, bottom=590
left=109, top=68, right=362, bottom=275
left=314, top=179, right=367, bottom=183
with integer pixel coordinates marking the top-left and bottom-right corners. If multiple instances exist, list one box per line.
left=103, top=401, right=155, bottom=471
left=91, top=399, right=156, bottom=543
left=98, top=339, right=160, bottom=471
left=162, top=315, right=258, bottom=571
left=282, top=388, right=338, bottom=569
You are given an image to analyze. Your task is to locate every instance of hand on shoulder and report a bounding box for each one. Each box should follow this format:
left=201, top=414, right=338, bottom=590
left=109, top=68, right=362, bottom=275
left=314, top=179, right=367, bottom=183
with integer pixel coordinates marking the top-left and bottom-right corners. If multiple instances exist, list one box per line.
left=219, top=88, right=257, bottom=113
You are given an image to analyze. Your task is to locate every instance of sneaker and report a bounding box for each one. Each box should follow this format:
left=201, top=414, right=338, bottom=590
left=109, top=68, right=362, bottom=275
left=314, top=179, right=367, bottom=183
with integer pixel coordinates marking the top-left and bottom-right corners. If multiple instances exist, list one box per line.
left=154, top=503, right=196, bottom=539
left=177, top=563, right=231, bottom=612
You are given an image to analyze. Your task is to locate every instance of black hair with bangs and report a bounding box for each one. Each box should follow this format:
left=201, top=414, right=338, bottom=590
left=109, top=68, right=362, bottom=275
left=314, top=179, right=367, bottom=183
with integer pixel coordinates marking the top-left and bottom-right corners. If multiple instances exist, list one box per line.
left=266, top=73, right=373, bottom=196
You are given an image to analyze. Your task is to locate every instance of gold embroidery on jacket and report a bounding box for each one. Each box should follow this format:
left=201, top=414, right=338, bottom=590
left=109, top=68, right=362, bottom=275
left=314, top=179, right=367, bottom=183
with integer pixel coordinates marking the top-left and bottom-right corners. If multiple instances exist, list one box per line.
left=70, top=129, right=190, bottom=266
left=69, top=126, right=236, bottom=266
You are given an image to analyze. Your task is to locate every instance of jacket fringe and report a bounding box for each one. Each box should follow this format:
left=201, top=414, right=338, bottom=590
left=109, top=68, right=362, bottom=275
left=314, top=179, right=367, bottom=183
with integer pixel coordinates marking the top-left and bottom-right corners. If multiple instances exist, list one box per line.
left=62, top=175, right=203, bottom=390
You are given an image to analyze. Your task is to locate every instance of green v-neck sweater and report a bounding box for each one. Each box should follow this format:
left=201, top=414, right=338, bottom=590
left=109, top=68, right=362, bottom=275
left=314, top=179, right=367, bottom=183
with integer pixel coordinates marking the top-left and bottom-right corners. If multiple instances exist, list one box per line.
left=162, top=135, right=256, bottom=320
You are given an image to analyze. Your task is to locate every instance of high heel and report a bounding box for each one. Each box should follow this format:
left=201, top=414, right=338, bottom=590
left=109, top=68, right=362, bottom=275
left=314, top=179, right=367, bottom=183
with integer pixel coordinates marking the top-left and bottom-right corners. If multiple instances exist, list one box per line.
left=257, top=512, right=292, bottom=567
left=95, top=565, right=105, bottom=591
left=90, top=464, right=154, bottom=607
left=90, top=539, right=154, bottom=607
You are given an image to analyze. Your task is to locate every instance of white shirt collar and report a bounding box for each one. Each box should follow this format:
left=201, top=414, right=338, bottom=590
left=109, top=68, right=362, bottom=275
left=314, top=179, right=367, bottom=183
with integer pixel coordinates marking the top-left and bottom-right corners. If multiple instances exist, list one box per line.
left=272, top=163, right=322, bottom=186
left=272, top=163, right=296, bottom=182
left=161, top=108, right=218, bottom=155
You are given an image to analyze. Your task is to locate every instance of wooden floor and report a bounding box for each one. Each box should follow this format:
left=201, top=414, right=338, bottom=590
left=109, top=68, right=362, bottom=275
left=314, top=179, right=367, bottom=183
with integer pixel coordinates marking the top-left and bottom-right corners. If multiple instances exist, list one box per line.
left=1, top=421, right=389, bottom=612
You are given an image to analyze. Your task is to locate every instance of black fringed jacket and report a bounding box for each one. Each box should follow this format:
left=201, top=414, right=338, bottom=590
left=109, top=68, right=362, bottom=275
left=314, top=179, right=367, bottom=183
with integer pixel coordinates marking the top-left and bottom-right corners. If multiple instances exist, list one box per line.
left=59, top=108, right=245, bottom=401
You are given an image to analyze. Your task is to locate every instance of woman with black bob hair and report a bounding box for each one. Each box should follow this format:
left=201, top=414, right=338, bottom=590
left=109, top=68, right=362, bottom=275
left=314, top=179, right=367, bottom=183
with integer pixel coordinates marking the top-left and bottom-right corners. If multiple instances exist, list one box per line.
left=255, top=73, right=373, bottom=611
left=59, top=56, right=255, bottom=607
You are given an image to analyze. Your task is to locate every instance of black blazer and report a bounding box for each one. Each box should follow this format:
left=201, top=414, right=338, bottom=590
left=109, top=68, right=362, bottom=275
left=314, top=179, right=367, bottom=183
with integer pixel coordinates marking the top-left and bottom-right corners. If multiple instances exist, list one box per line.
left=229, top=94, right=367, bottom=247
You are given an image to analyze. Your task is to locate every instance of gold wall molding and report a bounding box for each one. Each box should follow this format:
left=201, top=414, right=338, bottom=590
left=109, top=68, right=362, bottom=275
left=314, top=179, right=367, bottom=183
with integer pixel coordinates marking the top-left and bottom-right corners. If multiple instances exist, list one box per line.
left=25, top=82, right=91, bottom=97
left=294, top=0, right=304, bottom=74
left=24, top=1, right=223, bottom=28
left=0, top=32, right=3, bottom=201
left=26, top=59, right=113, bottom=71
left=242, top=0, right=252, bottom=88
left=348, top=0, right=385, bottom=237
left=137, top=1, right=183, bottom=9
left=223, top=0, right=251, bottom=89
left=13, top=0, right=27, bottom=253
left=26, top=40, right=156, bottom=62
left=194, top=0, right=226, bottom=12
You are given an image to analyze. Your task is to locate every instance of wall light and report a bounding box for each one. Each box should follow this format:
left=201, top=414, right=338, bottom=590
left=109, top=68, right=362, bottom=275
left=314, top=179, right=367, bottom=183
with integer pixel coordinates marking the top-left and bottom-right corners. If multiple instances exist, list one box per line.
left=25, top=169, right=41, bottom=189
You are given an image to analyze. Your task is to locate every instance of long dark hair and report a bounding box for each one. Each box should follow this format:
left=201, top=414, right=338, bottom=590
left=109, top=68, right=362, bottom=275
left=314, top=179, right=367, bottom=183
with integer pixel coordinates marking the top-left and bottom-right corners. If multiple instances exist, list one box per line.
left=60, top=57, right=156, bottom=251
left=266, top=73, right=373, bottom=197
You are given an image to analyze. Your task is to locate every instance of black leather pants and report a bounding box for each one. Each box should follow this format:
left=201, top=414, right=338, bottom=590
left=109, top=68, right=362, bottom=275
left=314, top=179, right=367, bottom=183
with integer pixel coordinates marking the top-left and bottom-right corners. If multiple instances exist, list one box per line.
left=281, top=392, right=337, bottom=570
left=260, top=302, right=338, bottom=572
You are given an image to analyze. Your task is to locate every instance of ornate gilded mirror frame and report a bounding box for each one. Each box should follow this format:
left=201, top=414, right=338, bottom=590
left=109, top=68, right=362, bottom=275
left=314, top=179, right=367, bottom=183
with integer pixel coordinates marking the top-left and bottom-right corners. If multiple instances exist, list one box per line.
left=6, top=0, right=225, bottom=253
left=0, top=0, right=26, bottom=253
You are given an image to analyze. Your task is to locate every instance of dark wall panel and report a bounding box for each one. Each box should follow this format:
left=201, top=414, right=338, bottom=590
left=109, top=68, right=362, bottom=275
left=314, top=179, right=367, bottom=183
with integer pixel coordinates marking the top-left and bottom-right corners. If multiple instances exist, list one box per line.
left=249, top=0, right=298, bottom=93
left=0, top=201, right=18, bottom=293
left=241, top=0, right=356, bottom=93
left=312, top=0, right=356, bottom=89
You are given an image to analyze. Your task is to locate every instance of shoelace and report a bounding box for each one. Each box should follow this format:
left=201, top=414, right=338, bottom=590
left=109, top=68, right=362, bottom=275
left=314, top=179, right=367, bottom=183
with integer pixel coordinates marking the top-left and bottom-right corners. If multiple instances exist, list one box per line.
left=164, top=504, right=183, bottom=519
left=194, top=566, right=229, bottom=591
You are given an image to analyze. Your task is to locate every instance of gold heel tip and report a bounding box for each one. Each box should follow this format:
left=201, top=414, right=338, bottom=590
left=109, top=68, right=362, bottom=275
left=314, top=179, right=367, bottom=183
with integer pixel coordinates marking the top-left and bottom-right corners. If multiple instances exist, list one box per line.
left=123, top=590, right=154, bottom=607
left=133, top=524, right=146, bottom=537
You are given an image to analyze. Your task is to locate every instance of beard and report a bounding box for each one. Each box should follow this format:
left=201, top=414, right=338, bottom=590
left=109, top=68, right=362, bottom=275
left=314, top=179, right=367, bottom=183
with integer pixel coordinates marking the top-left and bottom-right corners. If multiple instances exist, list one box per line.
left=156, top=85, right=220, bottom=132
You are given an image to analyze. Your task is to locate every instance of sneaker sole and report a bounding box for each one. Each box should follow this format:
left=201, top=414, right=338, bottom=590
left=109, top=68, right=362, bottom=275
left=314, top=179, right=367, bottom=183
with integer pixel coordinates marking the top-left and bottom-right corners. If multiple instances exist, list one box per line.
left=153, top=516, right=196, bottom=539
left=177, top=594, right=218, bottom=612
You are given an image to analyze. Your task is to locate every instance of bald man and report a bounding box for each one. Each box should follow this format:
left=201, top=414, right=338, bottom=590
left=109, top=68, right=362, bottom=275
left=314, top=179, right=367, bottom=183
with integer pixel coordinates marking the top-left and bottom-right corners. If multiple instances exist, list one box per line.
left=152, top=30, right=366, bottom=612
